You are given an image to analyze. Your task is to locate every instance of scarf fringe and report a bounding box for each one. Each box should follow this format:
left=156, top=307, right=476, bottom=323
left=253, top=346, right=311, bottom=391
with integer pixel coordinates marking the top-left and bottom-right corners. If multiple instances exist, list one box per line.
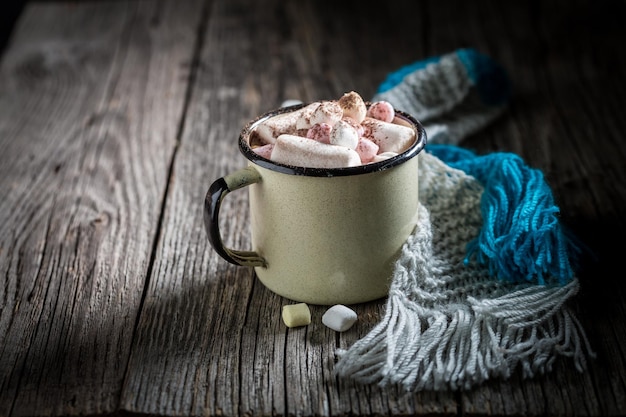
left=335, top=280, right=594, bottom=391
left=334, top=202, right=595, bottom=392
left=340, top=50, right=592, bottom=392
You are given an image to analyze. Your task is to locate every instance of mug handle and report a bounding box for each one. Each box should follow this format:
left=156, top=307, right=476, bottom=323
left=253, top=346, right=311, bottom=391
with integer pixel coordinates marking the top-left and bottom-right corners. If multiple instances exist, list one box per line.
left=204, top=166, right=267, bottom=267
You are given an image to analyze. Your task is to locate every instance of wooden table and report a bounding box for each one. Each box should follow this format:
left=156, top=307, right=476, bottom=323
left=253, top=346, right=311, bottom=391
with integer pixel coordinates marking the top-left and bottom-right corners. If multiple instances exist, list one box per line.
left=1, top=1, right=625, bottom=416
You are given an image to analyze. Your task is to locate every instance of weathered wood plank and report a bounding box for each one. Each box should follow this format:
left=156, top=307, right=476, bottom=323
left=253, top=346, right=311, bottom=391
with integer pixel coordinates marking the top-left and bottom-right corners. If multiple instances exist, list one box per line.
left=1, top=0, right=626, bottom=416
left=121, top=0, right=459, bottom=415
left=121, top=0, right=626, bottom=415
left=448, top=1, right=626, bottom=416
left=0, top=1, right=201, bottom=415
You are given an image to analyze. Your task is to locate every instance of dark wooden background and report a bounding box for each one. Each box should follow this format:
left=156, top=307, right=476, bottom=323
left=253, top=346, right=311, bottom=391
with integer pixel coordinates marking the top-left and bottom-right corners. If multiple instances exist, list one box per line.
left=1, top=0, right=625, bottom=416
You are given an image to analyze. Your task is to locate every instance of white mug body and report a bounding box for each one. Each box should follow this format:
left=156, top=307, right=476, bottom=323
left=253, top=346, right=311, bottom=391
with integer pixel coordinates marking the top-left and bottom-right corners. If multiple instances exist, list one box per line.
left=205, top=104, right=426, bottom=305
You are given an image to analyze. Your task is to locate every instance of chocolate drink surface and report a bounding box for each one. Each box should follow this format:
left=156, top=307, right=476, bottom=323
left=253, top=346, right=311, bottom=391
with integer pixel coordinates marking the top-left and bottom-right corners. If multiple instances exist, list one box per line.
left=206, top=90, right=426, bottom=304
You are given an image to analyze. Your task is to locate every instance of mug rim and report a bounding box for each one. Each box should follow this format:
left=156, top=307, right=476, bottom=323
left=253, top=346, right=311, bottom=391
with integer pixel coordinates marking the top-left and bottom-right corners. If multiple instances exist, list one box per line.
left=239, top=102, right=427, bottom=177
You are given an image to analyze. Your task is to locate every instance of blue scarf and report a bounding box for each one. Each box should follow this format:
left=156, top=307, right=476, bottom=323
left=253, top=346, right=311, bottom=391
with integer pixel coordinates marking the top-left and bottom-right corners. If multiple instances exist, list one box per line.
left=378, top=48, right=578, bottom=286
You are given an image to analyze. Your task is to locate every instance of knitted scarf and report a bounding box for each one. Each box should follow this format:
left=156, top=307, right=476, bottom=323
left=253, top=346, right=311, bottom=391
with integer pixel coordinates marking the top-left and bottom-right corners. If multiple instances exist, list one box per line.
left=333, top=49, right=595, bottom=391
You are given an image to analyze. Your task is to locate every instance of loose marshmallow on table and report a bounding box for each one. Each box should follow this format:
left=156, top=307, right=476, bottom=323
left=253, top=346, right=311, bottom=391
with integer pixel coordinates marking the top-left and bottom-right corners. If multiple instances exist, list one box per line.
left=322, top=305, right=358, bottom=332
left=271, top=134, right=362, bottom=168
left=282, top=303, right=311, bottom=328
left=361, top=117, right=416, bottom=154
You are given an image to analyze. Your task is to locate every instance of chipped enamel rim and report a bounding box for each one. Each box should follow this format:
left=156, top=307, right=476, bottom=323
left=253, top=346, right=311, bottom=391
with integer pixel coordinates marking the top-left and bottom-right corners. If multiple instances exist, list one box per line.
left=239, top=102, right=427, bottom=177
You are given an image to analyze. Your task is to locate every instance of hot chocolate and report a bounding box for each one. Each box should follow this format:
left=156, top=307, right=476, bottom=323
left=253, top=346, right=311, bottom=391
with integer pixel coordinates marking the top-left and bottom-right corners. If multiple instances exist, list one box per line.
left=249, top=91, right=417, bottom=169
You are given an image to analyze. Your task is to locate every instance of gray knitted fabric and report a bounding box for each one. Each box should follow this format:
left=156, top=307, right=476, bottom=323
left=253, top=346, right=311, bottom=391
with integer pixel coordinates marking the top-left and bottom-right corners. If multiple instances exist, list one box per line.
left=332, top=50, right=594, bottom=391
left=333, top=153, right=591, bottom=390
left=372, top=51, right=507, bottom=145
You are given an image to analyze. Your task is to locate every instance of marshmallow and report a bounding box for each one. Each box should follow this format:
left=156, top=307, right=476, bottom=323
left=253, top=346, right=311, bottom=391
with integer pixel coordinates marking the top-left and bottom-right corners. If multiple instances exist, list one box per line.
left=367, top=100, right=395, bottom=123
left=322, top=305, right=357, bottom=332
left=271, top=134, right=361, bottom=168
left=341, top=116, right=365, bottom=137
left=306, top=123, right=332, bottom=144
left=338, top=91, right=367, bottom=123
left=361, top=117, right=416, bottom=154
left=255, top=102, right=318, bottom=144
left=252, top=93, right=418, bottom=169
left=371, top=151, right=398, bottom=163
left=355, top=138, right=379, bottom=163
left=252, top=143, right=274, bottom=159
left=329, top=120, right=359, bottom=150
left=296, top=101, right=343, bottom=130
left=282, top=303, right=311, bottom=328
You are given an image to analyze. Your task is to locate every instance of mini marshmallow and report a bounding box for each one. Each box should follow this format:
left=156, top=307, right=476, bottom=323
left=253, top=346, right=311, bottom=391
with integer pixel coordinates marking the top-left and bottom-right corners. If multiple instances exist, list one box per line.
left=322, top=305, right=357, bottom=332
left=340, top=116, right=365, bottom=136
left=282, top=303, right=311, bottom=328
left=271, top=134, right=362, bottom=168
left=338, top=91, right=367, bottom=123
left=355, top=138, right=379, bottom=163
left=296, top=101, right=343, bottom=130
left=367, top=100, right=395, bottom=123
left=306, top=123, right=332, bottom=144
left=255, top=102, right=318, bottom=144
left=361, top=117, right=416, bottom=154
left=371, top=151, right=399, bottom=163
left=329, top=120, right=359, bottom=150
left=252, top=143, right=274, bottom=159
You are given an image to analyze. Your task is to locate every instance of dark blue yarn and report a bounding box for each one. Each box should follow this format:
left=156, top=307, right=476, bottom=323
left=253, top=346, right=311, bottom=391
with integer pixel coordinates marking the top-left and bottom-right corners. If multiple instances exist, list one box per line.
left=376, top=48, right=511, bottom=107
left=376, top=48, right=576, bottom=285
left=428, top=144, right=577, bottom=285
left=456, top=48, right=511, bottom=106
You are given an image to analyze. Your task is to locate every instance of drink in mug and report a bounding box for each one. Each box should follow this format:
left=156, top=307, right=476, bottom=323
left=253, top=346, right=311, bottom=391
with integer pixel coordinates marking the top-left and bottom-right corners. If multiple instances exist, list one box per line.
left=205, top=92, right=426, bottom=305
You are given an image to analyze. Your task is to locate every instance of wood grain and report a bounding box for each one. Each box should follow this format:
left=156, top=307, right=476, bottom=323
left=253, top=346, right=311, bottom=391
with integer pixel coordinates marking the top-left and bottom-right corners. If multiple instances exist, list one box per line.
left=0, top=0, right=625, bottom=416
left=0, top=0, right=201, bottom=415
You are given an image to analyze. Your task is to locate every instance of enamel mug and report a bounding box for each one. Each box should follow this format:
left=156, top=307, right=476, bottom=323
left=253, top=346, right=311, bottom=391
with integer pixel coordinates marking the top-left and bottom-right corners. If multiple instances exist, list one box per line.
left=205, top=104, right=426, bottom=305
